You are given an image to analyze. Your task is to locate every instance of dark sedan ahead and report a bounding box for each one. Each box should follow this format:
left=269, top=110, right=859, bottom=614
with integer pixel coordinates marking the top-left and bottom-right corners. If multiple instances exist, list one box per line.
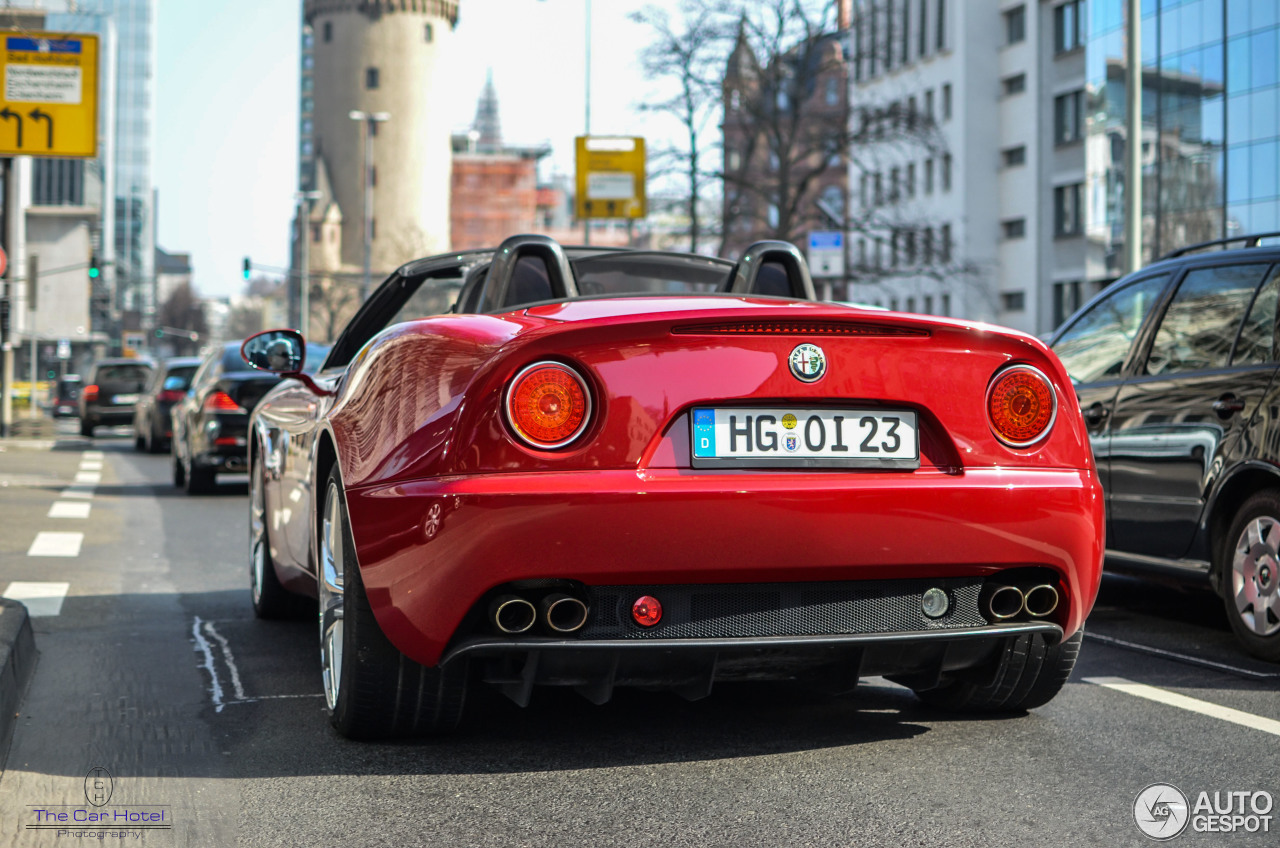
left=133, top=357, right=202, bottom=453
left=79, top=358, right=154, bottom=437
left=171, top=340, right=327, bottom=494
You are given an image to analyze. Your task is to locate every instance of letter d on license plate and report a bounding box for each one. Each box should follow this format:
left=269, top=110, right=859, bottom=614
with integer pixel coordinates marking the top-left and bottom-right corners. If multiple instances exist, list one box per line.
left=691, top=407, right=919, bottom=469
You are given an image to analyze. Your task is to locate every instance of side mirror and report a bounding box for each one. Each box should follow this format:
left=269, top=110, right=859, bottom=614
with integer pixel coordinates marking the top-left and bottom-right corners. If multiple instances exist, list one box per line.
left=242, top=329, right=305, bottom=374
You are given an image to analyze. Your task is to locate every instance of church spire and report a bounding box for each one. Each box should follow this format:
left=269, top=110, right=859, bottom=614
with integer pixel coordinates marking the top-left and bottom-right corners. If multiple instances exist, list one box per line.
left=473, top=69, right=502, bottom=152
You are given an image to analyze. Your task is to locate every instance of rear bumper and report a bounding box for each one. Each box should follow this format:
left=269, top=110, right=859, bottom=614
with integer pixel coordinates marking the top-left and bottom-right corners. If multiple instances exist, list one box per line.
left=190, top=412, right=250, bottom=471
left=344, top=467, right=1104, bottom=667
left=450, top=622, right=1064, bottom=705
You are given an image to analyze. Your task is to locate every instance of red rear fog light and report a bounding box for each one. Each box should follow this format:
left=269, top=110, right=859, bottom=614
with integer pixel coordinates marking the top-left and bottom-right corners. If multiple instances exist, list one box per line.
left=631, top=595, right=662, bottom=628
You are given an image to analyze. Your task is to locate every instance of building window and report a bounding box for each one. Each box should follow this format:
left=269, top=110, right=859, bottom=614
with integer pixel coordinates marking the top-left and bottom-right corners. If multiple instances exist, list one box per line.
left=923, top=88, right=934, bottom=121
left=940, top=223, right=952, bottom=262
left=1004, top=6, right=1025, bottom=44
left=370, top=165, right=377, bottom=187
left=941, top=293, right=951, bottom=315
left=890, top=166, right=901, bottom=201
left=918, top=0, right=928, bottom=57
left=885, top=0, right=895, bottom=70
left=901, top=0, right=911, bottom=64
left=906, top=296, right=916, bottom=312
left=936, top=0, right=946, bottom=50
left=905, top=229, right=917, bottom=264
left=922, top=227, right=933, bottom=262
left=907, top=95, right=917, bottom=126
left=942, top=83, right=952, bottom=119
left=1054, top=90, right=1083, bottom=144
left=906, top=162, right=916, bottom=197
left=1055, top=183, right=1082, bottom=236
left=1001, top=291, right=1027, bottom=312
left=1002, top=145, right=1026, bottom=167
left=1002, top=218, right=1027, bottom=239
left=366, top=67, right=379, bottom=89
left=941, top=153, right=952, bottom=191
left=1055, top=0, right=1083, bottom=53
left=425, top=23, right=434, bottom=43
left=1002, top=73, right=1026, bottom=96
left=825, top=77, right=840, bottom=106
left=1053, top=280, right=1083, bottom=327
left=923, top=294, right=934, bottom=313
left=874, top=172, right=884, bottom=205
left=924, top=158, right=934, bottom=193
left=371, top=218, right=376, bottom=240
left=323, top=21, right=332, bottom=43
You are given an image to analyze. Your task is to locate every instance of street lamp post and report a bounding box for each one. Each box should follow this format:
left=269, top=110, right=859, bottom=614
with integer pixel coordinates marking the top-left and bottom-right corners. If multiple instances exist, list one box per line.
left=295, top=190, right=322, bottom=338
left=349, top=110, right=390, bottom=302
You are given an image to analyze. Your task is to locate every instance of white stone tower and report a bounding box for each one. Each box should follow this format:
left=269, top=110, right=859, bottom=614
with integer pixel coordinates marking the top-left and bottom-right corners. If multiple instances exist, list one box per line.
left=303, top=0, right=457, bottom=274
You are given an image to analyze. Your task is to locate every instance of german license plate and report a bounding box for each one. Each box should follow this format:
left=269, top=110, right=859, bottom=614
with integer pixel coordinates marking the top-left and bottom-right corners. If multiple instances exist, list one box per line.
left=691, top=407, right=919, bottom=469
left=113, top=394, right=139, bottom=404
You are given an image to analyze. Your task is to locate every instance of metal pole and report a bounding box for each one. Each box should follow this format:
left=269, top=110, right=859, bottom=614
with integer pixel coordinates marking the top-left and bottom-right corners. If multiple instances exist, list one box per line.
left=362, top=117, right=373, bottom=302
left=583, top=0, right=592, bottom=247
left=28, top=308, right=35, bottom=418
left=301, top=201, right=311, bottom=338
left=0, top=157, right=11, bottom=437
left=1125, top=0, right=1143, bottom=274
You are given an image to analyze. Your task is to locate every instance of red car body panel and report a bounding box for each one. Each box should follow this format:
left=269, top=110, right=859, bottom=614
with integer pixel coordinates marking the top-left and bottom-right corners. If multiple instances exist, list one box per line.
left=261, top=297, right=1105, bottom=667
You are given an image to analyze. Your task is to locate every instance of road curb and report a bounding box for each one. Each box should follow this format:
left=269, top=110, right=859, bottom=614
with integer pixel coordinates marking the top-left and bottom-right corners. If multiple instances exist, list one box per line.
left=0, top=597, right=37, bottom=770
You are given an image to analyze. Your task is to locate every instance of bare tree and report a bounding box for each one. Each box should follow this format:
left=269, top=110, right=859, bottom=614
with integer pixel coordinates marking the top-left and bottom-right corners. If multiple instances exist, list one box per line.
left=157, top=282, right=208, bottom=355
left=307, top=273, right=362, bottom=344
left=631, top=1, right=723, bottom=253
left=225, top=304, right=265, bottom=341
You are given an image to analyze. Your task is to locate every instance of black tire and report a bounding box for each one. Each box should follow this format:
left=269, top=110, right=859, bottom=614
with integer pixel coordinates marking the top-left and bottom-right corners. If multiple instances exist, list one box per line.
left=134, top=432, right=146, bottom=451
left=171, top=450, right=186, bottom=487
left=321, top=465, right=467, bottom=739
left=1220, top=491, right=1280, bottom=662
left=912, top=629, right=1083, bottom=712
left=249, top=453, right=304, bottom=619
left=146, top=423, right=166, bottom=454
left=184, top=460, right=216, bottom=494
left=80, top=419, right=94, bottom=438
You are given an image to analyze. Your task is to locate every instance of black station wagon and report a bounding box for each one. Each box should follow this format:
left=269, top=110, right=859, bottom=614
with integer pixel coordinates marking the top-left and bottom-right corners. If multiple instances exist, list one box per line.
left=1050, top=233, right=1280, bottom=662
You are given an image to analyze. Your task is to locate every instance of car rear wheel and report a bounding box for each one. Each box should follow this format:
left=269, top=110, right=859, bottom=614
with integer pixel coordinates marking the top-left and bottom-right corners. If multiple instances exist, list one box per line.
left=911, top=629, right=1083, bottom=712
left=80, top=419, right=94, bottom=438
left=134, top=432, right=145, bottom=451
left=1222, top=491, right=1280, bottom=662
left=249, top=453, right=300, bottom=619
left=171, top=451, right=185, bottom=487
left=183, top=455, right=216, bottom=494
left=319, top=465, right=467, bottom=739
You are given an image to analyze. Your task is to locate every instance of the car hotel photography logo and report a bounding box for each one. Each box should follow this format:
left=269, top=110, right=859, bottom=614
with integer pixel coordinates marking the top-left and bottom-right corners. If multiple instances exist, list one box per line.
left=1134, top=783, right=1190, bottom=840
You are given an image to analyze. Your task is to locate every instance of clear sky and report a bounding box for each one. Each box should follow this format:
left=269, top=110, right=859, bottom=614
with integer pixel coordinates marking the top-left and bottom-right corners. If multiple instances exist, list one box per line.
left=155, top=0, right=687, bottom=300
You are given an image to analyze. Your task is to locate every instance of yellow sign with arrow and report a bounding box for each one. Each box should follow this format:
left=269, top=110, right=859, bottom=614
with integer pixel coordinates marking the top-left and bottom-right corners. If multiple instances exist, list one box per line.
left=0, top=31, right=99, bottom=158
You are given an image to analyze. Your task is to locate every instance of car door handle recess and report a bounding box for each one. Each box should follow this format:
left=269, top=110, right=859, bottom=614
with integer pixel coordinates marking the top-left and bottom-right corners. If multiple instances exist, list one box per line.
left=1082, top=403, right=1109, bottom=425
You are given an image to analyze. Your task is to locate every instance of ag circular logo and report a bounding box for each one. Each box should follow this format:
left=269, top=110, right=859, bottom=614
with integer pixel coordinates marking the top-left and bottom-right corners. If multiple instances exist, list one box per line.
left=788, top=344, right=826, bottom=383
left=1134, top=783, right=1190, bottom=840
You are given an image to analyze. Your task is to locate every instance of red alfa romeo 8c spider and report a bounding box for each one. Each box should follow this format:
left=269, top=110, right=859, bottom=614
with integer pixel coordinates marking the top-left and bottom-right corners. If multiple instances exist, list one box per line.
left=240, top=235, right=1103, bottom=739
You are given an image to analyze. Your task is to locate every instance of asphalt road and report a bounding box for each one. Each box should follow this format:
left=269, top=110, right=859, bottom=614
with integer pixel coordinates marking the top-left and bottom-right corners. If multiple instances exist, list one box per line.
left=1, top=423, right=1278, bottom=847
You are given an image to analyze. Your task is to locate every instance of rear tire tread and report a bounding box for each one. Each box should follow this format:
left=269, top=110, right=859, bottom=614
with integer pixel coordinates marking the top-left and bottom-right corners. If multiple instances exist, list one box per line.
left=914, top=630, right=1082, bottom=712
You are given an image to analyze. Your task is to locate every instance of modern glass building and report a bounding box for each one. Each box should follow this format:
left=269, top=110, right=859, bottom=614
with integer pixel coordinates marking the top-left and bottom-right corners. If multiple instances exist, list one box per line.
left=1084, top=0, right=1278, bottom=288
left=47, top=0, right=157, bottom=323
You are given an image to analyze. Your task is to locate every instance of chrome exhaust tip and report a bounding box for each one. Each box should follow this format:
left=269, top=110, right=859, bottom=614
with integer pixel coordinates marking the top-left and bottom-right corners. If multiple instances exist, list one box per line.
left=985, top=585, right=1026, bottom=621
left=490, top=595, right=536, bottom=634
left=1023, top=584, right=1060, bottom=618
left=541, top=593, right=589, bottom=633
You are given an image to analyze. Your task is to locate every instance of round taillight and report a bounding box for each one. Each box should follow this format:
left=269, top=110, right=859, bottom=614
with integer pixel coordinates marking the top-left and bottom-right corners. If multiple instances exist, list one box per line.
left=505, top=361, right=591, bottom=449
left=632, top=595, right=663, bottom=628
left=987, top=365, right=1057, bottom=447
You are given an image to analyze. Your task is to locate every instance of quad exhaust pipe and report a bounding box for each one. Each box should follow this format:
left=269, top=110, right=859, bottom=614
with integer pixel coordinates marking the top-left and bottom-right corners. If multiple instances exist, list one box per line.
left=489, top=592, right=590, bottom=635
left=982, top=582, right=1061, bottom=621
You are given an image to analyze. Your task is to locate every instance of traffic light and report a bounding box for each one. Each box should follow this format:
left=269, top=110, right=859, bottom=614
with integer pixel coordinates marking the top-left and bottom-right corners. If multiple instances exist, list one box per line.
left=88, top=254, right=100, bottom=279
left=154, top=328, right=164, bottom=339
left=242, top=257, right=251, bottom=280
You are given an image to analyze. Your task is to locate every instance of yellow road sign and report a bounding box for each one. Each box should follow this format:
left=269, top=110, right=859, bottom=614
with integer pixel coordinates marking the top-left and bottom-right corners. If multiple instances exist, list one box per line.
left=0, top=32, right=99, bottom=158
left=575, top=136, right=647, bottom=220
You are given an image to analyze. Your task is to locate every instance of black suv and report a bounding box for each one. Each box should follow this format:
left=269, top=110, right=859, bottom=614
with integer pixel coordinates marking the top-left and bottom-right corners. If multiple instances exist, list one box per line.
left=1050, top=233, right=1280, bottom=661
left=79, top=358, right=154, bottom=437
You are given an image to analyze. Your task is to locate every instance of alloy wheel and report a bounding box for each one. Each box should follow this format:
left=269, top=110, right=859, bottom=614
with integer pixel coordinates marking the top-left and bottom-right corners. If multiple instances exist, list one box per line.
left=249, top=462, right=266, bottom=606
left=1232, top=515, right=1280, bottom=637
left=319, top=481, right=345, bottom=711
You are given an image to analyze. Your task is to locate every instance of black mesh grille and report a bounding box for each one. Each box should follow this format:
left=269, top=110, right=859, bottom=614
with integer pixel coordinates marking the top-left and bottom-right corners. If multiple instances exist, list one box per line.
left=580, top=578, right=985, bottom=640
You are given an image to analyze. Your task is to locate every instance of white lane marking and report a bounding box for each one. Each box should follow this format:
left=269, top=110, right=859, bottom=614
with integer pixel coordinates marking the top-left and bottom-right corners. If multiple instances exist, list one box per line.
left=192, top=616, right=226, bottom=713
left=83, top=451, right=104, bottom=460
left=3, top=582, right=70, bottom=617
left=74, top=471, right=101, bottom=484
left=78, top=460, right=103, bottom=471
left=1085, top=677, right=1280, bottom=738
left=202, top=620, right=247, bottom=701
left=61, top=485, right=95, bottom=500
left=1086, top=631, right=1280, bottom=680
left=27, top=531, right=84, bottom=557
left=48, top=501, right=91, bottom=519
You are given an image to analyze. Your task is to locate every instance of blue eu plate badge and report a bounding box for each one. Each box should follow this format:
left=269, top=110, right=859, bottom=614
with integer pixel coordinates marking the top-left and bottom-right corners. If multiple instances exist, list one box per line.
left=693, top=409, right=716, bottom=457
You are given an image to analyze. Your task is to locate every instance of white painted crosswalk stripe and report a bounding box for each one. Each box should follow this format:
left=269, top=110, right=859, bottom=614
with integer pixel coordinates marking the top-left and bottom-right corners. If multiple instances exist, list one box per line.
left=73, top=471, right=101, bottom=484
left=48, top=501, right=91, bottom=519
left=2, top=582, right=70, bottom=617
left=79, top=460, right=103, bottom=471
left=83, top=451, right=104, bottom=460
left=1085, top=677, right=1280, bottom=738
left=27, top=531, right=84, bottom=557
